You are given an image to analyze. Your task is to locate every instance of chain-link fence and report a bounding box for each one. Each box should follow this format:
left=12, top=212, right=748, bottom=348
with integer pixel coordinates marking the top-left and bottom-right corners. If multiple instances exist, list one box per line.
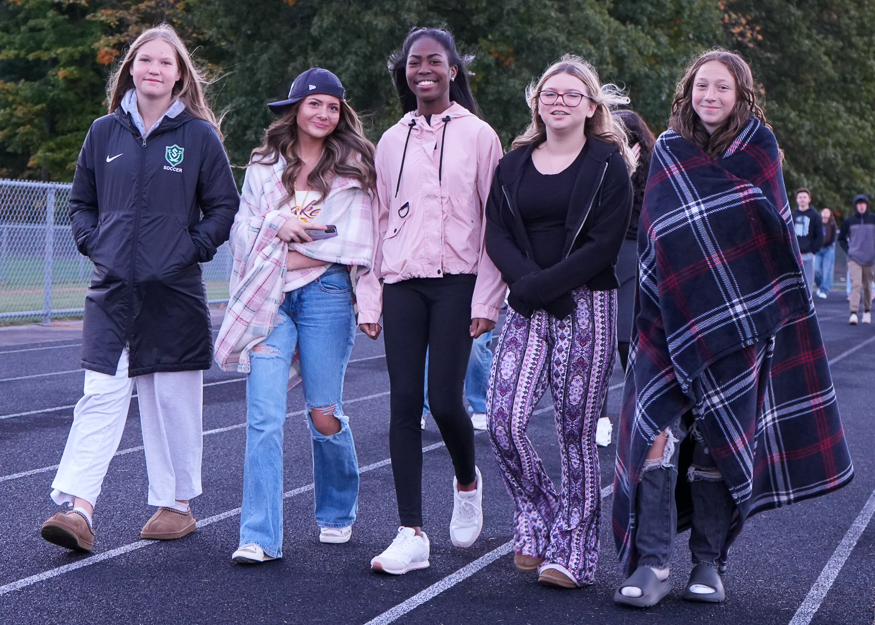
left=0, top=179, right=233, bottom=324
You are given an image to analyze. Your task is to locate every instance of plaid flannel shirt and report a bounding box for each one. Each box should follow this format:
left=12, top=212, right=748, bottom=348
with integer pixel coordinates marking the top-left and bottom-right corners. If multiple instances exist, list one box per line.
left=214, top=160, right=374, bottom=373
left=612, top=119, right=854, bottom=575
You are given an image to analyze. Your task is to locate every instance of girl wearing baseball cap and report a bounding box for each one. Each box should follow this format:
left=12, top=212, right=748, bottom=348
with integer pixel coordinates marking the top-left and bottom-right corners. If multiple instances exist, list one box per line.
left=215, top=67, right=376, bottom=563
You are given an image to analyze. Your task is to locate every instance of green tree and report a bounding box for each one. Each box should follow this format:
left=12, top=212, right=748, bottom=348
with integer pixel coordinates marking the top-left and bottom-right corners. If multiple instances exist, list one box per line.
left=721, top=0, right=875, bottom=213
left=195, top=0, right=724, bottom=171
left=0, top=0, right=106, bottom=180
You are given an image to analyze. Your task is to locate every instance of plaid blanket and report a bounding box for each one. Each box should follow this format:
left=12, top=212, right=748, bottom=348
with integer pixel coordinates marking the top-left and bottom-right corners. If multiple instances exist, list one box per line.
left=612, top=118, right=854, bottom=575
left=214, top=160, right=374, bottom=373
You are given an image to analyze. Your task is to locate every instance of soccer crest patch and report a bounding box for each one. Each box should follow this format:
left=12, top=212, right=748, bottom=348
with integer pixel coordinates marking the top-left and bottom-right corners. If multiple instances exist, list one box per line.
left=165, top=145, right=184, bottom=167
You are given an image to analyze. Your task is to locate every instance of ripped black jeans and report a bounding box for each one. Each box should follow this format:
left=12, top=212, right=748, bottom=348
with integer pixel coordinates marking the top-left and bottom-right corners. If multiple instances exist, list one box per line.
left=634, top=417, right=735, bottom=573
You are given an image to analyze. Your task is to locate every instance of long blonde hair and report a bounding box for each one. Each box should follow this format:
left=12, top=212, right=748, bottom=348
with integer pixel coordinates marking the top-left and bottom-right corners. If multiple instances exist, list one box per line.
left=106, top=24, right=222, bottom=139
left=513, top=55, right=635, bottom=170
left=250, top=99, right=376, bottom=200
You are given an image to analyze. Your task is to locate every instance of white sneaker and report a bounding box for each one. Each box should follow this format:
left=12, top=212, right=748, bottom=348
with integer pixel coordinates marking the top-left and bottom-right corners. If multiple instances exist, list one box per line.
left=596, top=417, right=613, bottom=447
left=471, top=413, right=487, bottom=431
left=864, top=311, right=872, bottom=324
left=450, top=466, right=483, bottom=548
left=816, top=291, right=827, bottom=299
left=850, top=313, right=859, bottom=325
left=371, top=527, right=430, bottom=574
left=232, top=544, right=276, bottom=564
left=319, top=526, right=352, bottom=544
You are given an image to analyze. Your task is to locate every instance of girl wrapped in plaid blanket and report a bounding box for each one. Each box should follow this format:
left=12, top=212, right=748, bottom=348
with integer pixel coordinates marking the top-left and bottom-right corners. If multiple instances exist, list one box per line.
left=612, top=50, right=854, bottom=608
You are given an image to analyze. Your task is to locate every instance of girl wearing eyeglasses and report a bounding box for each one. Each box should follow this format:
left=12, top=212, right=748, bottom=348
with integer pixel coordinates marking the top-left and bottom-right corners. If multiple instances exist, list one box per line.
left=484, top=55, right=633, bottom=588
left=356, top=27, right=505, bottom=574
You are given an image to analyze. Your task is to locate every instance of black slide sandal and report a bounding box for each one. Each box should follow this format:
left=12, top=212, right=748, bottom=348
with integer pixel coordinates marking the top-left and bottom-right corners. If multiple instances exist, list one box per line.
left=682, top=563, right=725, bottom=603
left=614, top=566, right=672, bottom=608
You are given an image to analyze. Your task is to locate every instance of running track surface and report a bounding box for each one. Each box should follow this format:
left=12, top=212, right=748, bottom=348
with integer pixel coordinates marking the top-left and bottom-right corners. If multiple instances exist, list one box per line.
left=0, top=295, right=873, bottom=625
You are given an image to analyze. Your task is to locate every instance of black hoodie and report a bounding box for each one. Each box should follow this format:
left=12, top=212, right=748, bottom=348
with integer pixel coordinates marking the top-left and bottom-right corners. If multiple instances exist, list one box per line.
left=791, top=206, right=824, bottom=255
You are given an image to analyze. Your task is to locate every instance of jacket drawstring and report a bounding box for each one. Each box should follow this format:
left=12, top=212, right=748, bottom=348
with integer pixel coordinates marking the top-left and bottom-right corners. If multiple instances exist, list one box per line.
left=394, top=119, right=417, bottom=198
left=438, top=116, right=452, bottom=185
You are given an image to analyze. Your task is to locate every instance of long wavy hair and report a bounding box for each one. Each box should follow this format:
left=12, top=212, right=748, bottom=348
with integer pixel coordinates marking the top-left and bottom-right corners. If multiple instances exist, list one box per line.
left=387, top=27, right=483, bottom=119
left=107, top=24, right=221, bottom=139
left=614, top=109, right=656, bottom=210
left=512, top=55, right=635, bottom=171
left=250, top=97, right=376, bottom=200
left=668, top=49, right=767, bottom=158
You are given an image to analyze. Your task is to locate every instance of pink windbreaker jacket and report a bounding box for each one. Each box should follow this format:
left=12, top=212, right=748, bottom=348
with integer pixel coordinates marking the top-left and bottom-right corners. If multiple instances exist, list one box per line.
left=356, top=102, right=505, bottom=323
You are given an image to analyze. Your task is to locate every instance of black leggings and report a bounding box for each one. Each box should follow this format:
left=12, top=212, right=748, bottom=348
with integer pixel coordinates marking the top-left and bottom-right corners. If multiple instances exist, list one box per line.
left=382, top=275, right=477, bottom=527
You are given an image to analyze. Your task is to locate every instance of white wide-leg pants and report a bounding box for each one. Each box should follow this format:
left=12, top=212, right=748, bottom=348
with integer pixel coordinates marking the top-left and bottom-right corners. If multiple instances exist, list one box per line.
left=51, top=349, right=203, bottom=508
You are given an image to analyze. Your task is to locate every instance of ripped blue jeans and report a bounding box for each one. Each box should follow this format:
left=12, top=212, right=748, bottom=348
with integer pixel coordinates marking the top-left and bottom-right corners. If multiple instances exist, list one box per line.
left=634, top=417, right=735, bottom=573
left=238, top=265, right=359, bottom=558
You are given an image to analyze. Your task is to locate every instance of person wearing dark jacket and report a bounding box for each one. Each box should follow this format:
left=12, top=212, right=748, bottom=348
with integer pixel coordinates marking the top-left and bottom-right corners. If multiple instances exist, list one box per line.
left=485, top=55, right=632, bottom=589
left=791, top=187, right=824, bottom=293
left=40, top=25, right=238, bottom=553
left=838, top=194, right=875, bottom=324
left=814, top=208, right=838, bottom=299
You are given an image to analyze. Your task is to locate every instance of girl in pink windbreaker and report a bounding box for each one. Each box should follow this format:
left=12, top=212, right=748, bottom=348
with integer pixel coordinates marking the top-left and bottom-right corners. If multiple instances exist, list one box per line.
left=356, top=27, right=505, bottom=575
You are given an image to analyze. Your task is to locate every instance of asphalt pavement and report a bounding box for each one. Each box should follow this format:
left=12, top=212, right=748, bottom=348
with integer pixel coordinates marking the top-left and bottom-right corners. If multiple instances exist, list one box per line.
left=0, top=294, right=873, bottom=625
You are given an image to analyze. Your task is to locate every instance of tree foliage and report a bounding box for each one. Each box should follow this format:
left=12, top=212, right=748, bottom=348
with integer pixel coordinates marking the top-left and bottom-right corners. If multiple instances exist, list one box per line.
left=720, top=0, right=875, bottom=214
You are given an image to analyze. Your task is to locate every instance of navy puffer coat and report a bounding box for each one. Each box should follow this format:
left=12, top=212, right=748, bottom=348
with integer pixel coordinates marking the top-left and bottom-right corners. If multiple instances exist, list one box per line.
left=70, top=108, right=239, bottom=376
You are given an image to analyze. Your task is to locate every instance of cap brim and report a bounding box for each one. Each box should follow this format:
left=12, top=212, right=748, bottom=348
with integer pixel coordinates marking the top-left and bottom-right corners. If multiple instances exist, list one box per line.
left=267, top=97, right=302, bottom=115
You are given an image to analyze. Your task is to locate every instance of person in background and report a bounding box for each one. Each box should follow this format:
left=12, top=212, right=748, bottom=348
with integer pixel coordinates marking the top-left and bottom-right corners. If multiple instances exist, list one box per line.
left=422, top=331, right=493, bottom=431
left=215, top=68, right=376, bottom=564
left=613, top=49, right=852, bottom=608
left=485, top=55, right=633, bottom=589
left=814, top=208, right=837, bottom=299
left=595, top=109, right=656, bottom=448
left=41, top=24, right=238, bottom=552
left=838, top=194, right=875, bottom=324
left=791, top=187, right=824, bottom=294
left=357, top=27, right=505, bottom=575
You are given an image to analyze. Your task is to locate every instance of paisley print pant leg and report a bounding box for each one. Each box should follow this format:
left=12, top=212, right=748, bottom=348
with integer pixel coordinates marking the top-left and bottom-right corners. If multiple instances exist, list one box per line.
left=542, top=288, right=617, bottom=585
left=487, top=307, right=555, bottom=559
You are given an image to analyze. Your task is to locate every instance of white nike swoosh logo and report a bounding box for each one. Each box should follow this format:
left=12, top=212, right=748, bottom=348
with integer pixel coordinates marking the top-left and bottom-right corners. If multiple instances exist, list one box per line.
left=106, top=154, right=123, bottom=163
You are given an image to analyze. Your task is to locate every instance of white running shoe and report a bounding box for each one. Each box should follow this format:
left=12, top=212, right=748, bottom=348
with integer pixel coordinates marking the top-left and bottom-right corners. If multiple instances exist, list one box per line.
left=319, top=526, right=352, bottom=544
left=816, top=291, right=827, bottom=299
left=450, top=466, right=483, bottom=548
left=470, top=413, right=487, bottom=431
left=596, top=417, right=613, bottom=447
left=864, top=311, right=872, bottom=324
left=232, top=544, right=276, bottom=564
left=371, top=527, right=430, bottom=574
left=850, top=313, right=859, bottom=325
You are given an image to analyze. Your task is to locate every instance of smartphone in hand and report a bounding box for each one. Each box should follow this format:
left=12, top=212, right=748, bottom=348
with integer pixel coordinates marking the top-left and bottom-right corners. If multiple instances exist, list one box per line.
left=305, top=225, right=337, bottom=240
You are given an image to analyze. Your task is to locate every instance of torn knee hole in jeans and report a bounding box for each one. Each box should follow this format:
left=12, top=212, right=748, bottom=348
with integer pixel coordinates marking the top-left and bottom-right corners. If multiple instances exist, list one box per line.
left=687, top=466, right=724, bottom=482
left=642, top=429, right=678, bottom=472
left=252, top=343, right=281, bottom=356
left=309, top=405, right=342, bottom=436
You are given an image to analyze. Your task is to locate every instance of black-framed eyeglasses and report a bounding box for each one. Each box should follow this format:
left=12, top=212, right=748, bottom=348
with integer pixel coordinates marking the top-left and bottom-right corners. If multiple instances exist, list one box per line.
left=537, top=90, right=590, bottom=107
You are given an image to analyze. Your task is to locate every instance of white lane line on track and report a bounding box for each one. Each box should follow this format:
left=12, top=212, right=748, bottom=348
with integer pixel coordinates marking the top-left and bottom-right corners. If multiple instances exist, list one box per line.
left=0, top=390, right=392, bottom=484
left=0, top=354, right=387, bottom=418
left=0, top=342, right=81, bottom=355
left=364, top=483, right=615, bottom=625
left=0, top=353, right=386, bottom=385
left=0, top=430, right=452, bottom=597
left=788, top=487, right=875, bottom=625
left=825, top=334, right=875, bottom=366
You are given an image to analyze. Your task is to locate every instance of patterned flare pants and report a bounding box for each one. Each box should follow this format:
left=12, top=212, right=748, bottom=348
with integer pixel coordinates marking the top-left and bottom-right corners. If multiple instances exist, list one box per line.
left=487, top=287, right=616, bottom=585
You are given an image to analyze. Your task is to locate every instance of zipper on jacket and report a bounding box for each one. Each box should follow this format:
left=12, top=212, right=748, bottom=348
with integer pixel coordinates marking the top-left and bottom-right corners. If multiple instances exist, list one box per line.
left=126, top=136, right=147, bottom=342
left=566, top=161, right=608, bottom=258
left=502, top=185, right=533, bottom=260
